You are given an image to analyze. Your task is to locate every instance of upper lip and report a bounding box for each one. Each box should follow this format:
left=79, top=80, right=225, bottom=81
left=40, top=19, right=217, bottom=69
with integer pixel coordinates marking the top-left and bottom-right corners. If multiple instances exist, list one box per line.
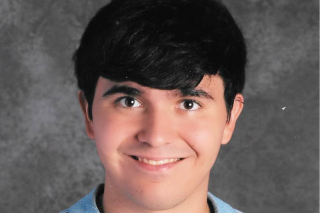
left=129, top=155, right=184, bottom=161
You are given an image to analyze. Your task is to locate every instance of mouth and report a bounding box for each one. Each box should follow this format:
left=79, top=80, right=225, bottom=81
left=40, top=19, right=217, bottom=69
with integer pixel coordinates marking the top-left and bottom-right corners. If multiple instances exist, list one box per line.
left=131, top=156, right=183, bottom=166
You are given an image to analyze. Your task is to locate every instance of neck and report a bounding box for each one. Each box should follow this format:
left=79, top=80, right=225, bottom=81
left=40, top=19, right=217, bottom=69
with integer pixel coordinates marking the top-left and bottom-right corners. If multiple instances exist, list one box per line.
left=102, top=175, right=211, bottom=213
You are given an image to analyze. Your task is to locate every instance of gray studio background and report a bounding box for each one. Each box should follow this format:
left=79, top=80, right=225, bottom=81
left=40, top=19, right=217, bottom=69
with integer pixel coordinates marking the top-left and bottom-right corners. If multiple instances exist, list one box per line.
left=0, top=0, right=318, bottom=212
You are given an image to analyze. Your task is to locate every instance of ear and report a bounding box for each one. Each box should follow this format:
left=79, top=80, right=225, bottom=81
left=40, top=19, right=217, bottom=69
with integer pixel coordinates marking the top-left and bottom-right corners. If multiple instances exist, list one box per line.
left=221, top=94, right=244, bottom=145
left=78, top=91, right=95, bottom=139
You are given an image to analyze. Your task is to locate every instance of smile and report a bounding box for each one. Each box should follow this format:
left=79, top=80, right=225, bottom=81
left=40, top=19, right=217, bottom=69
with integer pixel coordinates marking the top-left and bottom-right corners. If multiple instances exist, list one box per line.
left=131, top=156, right=182, bottom=165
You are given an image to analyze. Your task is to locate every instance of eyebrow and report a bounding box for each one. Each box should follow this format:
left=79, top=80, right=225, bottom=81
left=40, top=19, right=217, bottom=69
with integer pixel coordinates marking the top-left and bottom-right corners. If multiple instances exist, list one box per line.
left=179, top=89, right=214, bottom=100
left=103, top=85, right=142, bottom=97
left=102, top=85, right=213, bottom=100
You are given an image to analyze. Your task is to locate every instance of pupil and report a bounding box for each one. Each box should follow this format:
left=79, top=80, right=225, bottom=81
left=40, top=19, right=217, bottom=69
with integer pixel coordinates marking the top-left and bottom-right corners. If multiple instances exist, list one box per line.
left=125, top=98, right=135, bottom=107
left=184, top=100, right=193, bottom=109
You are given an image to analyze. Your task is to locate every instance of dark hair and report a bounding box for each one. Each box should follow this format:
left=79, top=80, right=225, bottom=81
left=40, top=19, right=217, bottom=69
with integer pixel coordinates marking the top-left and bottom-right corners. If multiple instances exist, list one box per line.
left=74, top=0, right=247, bottom=120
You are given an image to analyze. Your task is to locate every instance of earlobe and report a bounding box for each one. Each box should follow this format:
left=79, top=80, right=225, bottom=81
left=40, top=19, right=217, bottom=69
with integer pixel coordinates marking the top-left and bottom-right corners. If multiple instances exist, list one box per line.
left=78, top=91, right=95, bottom=139
left=221, top=94, right=244, bottom=145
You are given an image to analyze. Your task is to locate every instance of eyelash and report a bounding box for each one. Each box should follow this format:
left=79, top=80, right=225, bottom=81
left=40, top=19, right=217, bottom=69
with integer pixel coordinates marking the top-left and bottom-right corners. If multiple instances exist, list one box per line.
left=179, top=99, right=202, bottom=111
left=114, top=96, right=142, bottom=108
left=114, top=96, right=203, bottom=110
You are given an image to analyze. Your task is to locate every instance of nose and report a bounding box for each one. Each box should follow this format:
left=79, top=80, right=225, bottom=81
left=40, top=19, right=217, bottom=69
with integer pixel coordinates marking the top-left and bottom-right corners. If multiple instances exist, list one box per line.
left=137, top=108, right=176, bottom=147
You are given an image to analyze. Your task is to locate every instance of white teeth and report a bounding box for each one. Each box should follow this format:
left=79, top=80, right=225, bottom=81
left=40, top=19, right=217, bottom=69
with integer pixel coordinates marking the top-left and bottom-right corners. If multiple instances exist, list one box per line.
left=137, top=157, right=180, bottom=165
left=149, top=160, right=156, bottom=165
left=143, top=158, right=148, bottom=164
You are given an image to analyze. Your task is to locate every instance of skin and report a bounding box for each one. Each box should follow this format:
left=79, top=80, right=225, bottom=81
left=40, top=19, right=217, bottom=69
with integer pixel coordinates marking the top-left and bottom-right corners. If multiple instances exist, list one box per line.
left=79, top=75, right=244, bottom=213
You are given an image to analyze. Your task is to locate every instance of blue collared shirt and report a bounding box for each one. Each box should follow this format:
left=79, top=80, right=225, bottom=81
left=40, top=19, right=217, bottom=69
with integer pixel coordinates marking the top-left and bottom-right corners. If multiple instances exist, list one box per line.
left=60, top=185, right=243, bottom=213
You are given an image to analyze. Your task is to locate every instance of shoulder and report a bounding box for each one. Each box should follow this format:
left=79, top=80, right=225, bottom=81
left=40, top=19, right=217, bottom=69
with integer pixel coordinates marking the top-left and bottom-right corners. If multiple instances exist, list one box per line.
left=59, top=184, right=104, bottom=213
left=207, top=192, right=243, bottom=213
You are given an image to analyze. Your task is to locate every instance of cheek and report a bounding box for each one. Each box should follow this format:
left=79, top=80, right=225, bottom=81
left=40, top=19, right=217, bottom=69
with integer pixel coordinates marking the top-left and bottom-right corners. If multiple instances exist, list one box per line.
left=92, top=109, right=135, bottom=165
left=179, top=113, right=226, bottom=163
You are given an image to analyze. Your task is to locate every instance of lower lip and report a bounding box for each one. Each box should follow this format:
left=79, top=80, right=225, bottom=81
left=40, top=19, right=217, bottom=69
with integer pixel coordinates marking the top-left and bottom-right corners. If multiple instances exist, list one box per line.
left=130, top=157, right=182, bottom=172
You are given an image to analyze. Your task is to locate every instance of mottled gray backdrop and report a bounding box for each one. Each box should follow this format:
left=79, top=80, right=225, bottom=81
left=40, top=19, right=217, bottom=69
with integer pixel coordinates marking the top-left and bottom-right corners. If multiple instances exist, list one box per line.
left=0, top=0, right=318, bottom=212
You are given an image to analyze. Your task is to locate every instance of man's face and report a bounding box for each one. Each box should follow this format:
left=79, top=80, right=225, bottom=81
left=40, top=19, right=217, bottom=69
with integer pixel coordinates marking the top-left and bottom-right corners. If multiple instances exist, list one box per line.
left=81, top=75, right=243, bottom=211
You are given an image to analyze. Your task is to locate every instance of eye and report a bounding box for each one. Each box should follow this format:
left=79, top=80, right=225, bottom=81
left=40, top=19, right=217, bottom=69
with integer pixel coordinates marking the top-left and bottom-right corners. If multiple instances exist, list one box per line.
left=117, top=97, right=142, bottom=108
left=178, top=99, right=201, bottom=111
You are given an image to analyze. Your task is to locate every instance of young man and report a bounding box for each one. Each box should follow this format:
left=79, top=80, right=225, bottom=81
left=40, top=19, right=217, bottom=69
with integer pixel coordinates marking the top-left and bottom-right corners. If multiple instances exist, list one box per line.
left=61, top=0, right=246, bottom=212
